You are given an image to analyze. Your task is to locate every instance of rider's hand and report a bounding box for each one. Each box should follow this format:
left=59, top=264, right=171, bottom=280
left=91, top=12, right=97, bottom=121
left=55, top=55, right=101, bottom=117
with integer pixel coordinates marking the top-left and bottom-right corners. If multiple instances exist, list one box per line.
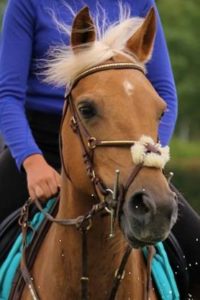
left=23, top=154, right=61, bottom=201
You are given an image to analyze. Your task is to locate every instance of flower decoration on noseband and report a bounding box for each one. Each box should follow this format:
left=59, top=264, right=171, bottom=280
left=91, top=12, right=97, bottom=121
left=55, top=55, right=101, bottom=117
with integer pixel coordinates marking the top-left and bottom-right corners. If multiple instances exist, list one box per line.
left=131, top=135, right=170, bottom=169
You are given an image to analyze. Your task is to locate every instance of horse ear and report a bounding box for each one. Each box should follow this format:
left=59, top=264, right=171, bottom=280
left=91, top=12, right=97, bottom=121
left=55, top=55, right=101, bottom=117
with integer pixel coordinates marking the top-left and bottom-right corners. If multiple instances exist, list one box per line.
left=71, top=6, right=96, bottom=51
left=126, top=7, right=156, bottom=63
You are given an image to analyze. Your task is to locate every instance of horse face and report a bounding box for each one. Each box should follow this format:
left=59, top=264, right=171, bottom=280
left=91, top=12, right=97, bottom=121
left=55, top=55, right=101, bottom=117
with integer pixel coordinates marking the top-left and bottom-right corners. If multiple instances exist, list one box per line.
left=54, top=7, right=178, bottom=247
left=65, top=61, right=178, bottom=247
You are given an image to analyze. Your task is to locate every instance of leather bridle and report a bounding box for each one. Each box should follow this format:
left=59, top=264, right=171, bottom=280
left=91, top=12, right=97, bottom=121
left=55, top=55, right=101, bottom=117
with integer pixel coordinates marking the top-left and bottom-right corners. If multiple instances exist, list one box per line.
left=19, top=62, right=161, bottom=300
left=60, top=62, right=160, bottom=207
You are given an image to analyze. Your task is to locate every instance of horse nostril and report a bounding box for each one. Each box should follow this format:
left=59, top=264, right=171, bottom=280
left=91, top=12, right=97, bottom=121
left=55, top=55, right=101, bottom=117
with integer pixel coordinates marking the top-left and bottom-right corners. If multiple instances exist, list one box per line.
left=129, top=192, right=155, bottom=218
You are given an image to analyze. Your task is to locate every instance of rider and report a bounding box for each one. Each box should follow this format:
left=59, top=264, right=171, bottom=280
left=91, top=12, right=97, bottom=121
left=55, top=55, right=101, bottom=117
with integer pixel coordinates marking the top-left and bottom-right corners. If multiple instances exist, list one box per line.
left=0, top=0, right=199, bottom=292
left=0, top=0, right=177, bottom=221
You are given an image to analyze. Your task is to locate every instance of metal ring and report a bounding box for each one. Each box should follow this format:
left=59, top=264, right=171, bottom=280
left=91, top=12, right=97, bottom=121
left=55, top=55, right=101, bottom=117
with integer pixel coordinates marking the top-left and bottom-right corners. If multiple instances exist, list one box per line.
left=88, top=137, right=97, bottom=149
left=104, top=189, right=114, bottom=213
left=90, top=170, right=96, bottom=181
left=86, top=219, right=92, bottom=230
left=105, top=188, right=114, bottom=195
left=105, top=207, right=113, bottom=214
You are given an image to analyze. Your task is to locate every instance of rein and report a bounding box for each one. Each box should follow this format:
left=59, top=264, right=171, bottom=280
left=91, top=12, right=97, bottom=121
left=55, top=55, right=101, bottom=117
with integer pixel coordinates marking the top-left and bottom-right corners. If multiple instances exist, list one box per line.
left=19, top=62, right=164, bottom=300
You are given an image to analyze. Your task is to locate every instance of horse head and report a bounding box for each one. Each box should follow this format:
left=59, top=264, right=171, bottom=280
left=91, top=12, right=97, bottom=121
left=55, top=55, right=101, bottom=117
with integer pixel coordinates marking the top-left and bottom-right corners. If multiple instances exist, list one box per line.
left=46, top=7, right=178, bottom=249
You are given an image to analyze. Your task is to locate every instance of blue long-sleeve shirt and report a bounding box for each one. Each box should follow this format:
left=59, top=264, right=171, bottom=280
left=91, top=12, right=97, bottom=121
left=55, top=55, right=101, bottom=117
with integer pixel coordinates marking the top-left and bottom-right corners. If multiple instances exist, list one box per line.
left=0, top=0, right=177, bottom=169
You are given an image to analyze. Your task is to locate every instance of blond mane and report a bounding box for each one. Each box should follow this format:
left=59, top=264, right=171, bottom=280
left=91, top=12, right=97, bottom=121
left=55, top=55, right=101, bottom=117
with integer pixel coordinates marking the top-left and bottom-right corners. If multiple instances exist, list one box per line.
left=43, top=4, right=146, bottom=87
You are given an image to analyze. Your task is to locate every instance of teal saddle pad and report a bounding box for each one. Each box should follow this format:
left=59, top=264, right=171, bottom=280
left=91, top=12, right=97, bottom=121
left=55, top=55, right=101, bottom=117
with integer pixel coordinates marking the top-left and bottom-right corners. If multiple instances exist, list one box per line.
left=0, top=199, right=56, bottom=300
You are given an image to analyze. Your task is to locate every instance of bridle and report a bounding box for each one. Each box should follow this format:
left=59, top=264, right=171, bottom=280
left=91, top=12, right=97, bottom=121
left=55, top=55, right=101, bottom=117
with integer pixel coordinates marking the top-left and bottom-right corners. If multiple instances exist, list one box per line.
left=19, top=62, right=165, bottom=300
left=61, top=62, right=161, bottom=210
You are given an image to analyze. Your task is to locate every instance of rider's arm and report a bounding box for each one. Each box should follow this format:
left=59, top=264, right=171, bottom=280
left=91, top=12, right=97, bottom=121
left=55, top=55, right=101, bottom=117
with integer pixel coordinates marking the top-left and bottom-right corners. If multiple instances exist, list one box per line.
left=0, top=0, right=42, bottom=169
left=0, top=0, right=60, bottom=200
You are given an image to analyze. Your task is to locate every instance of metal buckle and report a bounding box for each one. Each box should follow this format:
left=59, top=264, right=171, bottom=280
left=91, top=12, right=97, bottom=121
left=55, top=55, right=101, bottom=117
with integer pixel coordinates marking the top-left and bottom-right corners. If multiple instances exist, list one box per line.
left=114, top=269, right=126, bottom=281
left=89, top=169, right=96, bottom=182
left=88, top=137, right=97, bottom=149
left=70, top=116, right=78, bottom=132
left=77, top=217, right=93, bottom=231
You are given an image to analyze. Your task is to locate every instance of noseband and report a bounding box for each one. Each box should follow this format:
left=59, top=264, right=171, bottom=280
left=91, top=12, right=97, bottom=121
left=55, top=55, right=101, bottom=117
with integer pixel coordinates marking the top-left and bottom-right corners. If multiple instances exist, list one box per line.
left=20, top=62, right=169, bottom=300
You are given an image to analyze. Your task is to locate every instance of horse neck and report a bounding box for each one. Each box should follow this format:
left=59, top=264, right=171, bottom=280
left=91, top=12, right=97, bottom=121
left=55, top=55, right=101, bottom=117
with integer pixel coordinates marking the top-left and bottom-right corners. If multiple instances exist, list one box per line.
left=57, top=172, right=128, bottom=266
left=27, top=174, right=158, bottom=300
left=52, top=174, right=157, bottom=299
left=52, top=174, right=123, bottom=293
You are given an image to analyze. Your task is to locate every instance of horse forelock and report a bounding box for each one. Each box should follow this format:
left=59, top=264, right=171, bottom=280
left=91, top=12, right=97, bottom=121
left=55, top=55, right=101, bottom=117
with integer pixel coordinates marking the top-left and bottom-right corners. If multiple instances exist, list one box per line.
left=42, top=3, right=146, bottom=87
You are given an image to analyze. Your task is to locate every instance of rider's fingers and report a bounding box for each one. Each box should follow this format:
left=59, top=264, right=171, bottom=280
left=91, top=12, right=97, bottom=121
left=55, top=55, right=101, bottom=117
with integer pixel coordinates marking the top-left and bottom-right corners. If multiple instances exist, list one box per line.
left=32, top=183, right=51, bottom=200
left=46, top=176, right=59, bottom=196
left=35, top=185, right=47, bottom=200
left=28, top=186, right=37, bottom=201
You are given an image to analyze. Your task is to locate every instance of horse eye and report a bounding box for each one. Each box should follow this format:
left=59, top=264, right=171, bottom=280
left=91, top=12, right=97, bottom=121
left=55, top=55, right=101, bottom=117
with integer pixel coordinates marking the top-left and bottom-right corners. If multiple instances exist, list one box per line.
left=78, top=102, right=97, bottom=119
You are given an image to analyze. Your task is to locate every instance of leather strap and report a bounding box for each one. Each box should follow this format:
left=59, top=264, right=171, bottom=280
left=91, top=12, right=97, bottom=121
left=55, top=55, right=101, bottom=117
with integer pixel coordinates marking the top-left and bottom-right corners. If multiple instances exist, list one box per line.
left=108, top=245, right=132, bottom=300
left=70, top=63, right=145, bottom=88
left=81, top=229, right=89, bottom=300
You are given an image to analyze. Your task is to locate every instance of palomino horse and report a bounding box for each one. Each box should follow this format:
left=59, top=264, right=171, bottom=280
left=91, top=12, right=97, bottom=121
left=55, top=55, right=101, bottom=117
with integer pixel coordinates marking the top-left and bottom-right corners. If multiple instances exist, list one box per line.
left=20, top=7, right=179, bottom=300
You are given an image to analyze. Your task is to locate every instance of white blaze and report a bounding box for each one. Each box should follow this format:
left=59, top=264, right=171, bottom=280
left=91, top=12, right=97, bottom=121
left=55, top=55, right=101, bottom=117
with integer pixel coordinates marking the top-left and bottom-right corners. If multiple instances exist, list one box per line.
left=123, top=80, right=135, bottom=96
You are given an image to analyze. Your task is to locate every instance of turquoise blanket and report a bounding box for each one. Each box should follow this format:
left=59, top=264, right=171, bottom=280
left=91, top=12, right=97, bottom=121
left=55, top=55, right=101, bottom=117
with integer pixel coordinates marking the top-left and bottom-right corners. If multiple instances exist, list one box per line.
left=0, top=199, right=179, bottom=300
left=143, top=243, right=180, bottom=299
left=0, top=199, right=55, bottom=300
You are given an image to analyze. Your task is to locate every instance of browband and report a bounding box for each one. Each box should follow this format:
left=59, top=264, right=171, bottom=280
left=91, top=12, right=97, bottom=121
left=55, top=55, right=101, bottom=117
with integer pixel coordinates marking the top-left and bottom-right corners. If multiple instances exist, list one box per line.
left=69, top=62, right=145, bottom=89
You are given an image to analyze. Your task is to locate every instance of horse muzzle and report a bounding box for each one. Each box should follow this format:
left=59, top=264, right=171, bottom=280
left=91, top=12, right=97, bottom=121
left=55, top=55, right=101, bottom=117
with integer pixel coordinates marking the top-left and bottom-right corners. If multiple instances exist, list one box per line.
left=120, top=189, right=178, bottom=248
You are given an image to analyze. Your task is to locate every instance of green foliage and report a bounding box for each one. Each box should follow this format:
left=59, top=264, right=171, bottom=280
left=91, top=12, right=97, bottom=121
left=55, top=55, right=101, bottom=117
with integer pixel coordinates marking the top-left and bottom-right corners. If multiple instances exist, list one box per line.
left=170, top=138, right=200, bottom=159
left=0, top=0, right=6, bottom=24
left=168, top=165, right=200, bottom=213
left=167, top=138, right=200, bottom=213
left=157, top=0, right=200, bottom=140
